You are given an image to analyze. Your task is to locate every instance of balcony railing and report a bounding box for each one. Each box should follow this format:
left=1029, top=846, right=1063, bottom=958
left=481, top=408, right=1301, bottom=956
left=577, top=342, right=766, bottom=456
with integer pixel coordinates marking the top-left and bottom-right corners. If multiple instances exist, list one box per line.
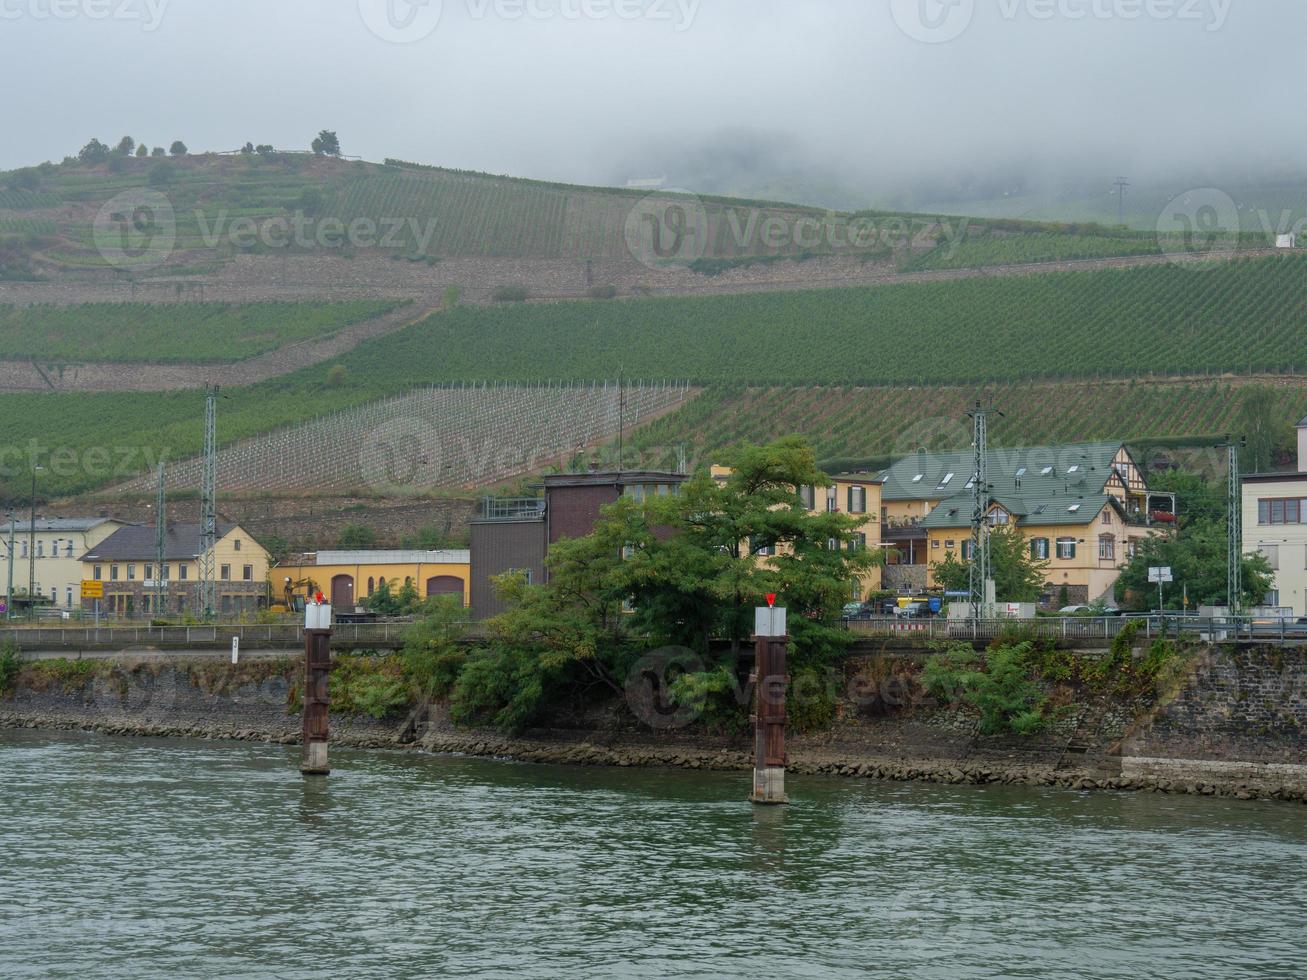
left=479, top=497, right=546, bottom=521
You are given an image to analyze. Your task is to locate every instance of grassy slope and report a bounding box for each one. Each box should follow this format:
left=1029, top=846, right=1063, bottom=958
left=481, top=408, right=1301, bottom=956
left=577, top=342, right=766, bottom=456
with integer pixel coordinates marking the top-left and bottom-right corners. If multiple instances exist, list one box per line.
left=1, top=154, right=1177, bottom=270
left=0, top=300, right=405, bottom=363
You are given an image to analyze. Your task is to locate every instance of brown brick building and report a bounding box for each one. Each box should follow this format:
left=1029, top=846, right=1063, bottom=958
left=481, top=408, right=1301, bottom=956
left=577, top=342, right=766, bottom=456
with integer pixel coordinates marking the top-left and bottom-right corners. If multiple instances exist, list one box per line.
left=469, top=470, right=685, bottom=619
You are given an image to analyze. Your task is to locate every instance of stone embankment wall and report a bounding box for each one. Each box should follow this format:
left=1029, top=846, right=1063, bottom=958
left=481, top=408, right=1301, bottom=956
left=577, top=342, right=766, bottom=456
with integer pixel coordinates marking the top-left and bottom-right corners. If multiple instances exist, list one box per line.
left=1122, top=645, right=1307, bottom=789
left=3, top=647, right=1304, bottom=803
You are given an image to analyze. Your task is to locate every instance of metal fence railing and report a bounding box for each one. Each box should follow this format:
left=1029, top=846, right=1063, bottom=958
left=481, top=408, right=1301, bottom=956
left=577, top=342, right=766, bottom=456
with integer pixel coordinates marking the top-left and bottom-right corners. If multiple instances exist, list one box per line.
left=844, top=616, right=1307, bottom=644
left=0, top=621, right=412, bottom=651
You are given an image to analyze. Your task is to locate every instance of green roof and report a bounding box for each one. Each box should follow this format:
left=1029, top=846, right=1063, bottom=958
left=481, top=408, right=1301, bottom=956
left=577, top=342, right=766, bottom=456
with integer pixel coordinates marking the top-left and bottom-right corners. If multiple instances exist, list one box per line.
left=881, top=441, right=1130, bottom=502
left=920, top=494, right=1122, bottom=530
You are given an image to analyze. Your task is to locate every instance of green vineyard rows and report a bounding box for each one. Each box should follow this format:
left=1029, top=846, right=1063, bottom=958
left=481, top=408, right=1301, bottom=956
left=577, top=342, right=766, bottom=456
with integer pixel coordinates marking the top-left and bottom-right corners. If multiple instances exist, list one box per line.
left=0, top=300, right=406, bottom=363
left=626, top=382, right=1307, bottom=470
left=340, top=253, right=1307, bottom=386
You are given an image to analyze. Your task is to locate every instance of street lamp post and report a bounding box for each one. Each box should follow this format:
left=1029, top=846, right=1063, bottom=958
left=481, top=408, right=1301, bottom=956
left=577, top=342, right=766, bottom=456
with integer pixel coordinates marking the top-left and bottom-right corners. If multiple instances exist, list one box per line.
left=27, top=465, right=42, bottom=620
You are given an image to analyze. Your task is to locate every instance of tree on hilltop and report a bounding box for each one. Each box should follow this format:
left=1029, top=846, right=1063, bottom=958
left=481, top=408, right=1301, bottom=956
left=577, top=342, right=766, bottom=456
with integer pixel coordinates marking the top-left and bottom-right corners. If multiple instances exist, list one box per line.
left=78, top=139, right=110, bottom=164
left=169, top=140, right=188, bottom=157
left=311, top=130, right=341, bottom=156
left=115, top=136, right=136, bottom=156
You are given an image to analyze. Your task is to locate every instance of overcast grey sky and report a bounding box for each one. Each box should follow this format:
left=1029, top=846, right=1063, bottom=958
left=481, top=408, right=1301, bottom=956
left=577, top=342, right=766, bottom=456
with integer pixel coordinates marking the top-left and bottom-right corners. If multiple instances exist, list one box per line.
left=2, top=0, right=1303, bottom=202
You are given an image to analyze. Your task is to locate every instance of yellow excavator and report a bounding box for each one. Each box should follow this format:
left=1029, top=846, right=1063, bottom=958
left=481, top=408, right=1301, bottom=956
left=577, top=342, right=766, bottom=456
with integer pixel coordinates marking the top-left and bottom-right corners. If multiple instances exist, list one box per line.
left=269, top=576, right=318, bottom=615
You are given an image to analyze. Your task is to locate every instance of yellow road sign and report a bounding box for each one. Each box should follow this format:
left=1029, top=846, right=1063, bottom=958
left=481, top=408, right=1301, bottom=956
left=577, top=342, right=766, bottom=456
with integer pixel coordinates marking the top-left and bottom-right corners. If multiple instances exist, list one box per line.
left=81, top=580, right=104, bottom=599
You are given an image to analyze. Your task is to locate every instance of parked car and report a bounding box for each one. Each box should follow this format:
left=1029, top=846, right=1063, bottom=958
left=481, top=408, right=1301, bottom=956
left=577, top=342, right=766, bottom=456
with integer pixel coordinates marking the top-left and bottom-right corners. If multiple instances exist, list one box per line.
left=895, top=602, right=927, bottom=619
left=1059, top=604, right=1123, bottom=617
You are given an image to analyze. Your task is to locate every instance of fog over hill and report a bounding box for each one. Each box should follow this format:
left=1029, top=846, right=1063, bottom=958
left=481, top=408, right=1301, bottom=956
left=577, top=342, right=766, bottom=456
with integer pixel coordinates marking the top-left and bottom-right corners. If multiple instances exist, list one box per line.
left=4, top=0, right=1306, bottom=224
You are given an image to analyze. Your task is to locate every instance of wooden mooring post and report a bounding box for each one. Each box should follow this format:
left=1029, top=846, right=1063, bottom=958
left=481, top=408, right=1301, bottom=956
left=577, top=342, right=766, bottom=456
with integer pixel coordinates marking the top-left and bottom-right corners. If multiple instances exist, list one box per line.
left=750, top=600, right=789, bottom=805
left=301, top=597, right=332, bottom=776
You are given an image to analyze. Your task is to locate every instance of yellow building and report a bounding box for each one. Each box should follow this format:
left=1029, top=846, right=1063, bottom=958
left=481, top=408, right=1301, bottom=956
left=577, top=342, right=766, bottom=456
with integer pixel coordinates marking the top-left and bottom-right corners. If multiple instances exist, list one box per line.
left=81, top=523, right=270, bottom=617
left=921, top=495, right=1150, bottom=605
left=882, top=442, right=1175, bottom=605
left=279, top=550, right=471, bottom=610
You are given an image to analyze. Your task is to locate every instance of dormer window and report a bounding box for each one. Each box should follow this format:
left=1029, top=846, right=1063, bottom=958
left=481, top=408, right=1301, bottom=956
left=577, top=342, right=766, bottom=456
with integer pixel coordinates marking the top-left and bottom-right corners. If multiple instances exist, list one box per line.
left=1040, top=466, right=1054, bottom=476
left=1068, top=465, right=1080, bottom=474
left=936, top=473, right=954, bottom=490
left=912, top=474, right=924, bottom=483
left=1068, top=504, right=1082, bottom=513
left=1015, top=467, right=1027, bottom=478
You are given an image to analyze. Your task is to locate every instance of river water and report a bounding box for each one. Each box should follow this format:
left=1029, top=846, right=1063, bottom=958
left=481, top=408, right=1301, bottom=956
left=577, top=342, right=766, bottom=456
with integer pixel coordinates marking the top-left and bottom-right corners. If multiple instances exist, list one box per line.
left=1, top=730, right=1304, bottom=979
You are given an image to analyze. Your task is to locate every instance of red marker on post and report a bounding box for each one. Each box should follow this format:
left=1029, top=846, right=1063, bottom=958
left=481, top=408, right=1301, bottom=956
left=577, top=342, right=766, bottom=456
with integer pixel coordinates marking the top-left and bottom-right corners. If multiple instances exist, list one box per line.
left=766, top=593, right=777, bottom=608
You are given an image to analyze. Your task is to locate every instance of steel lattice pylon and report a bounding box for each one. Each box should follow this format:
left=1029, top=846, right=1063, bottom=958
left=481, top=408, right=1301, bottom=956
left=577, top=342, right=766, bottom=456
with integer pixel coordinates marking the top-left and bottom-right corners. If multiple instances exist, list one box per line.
left=967, top=404, right=998, bottom=620
left=197, top=387, right=218, bottom=620
left=1228, top=442, right=1242, bottom=613
left=154, top=463, right=167, bottom=618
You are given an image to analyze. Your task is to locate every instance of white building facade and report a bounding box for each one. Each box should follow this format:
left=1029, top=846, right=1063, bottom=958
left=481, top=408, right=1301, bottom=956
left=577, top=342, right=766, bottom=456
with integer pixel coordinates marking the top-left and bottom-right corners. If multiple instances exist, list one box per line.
left=0, top=518, right=128, bottom=611
left=1241, top=417, right=1307, bottom=615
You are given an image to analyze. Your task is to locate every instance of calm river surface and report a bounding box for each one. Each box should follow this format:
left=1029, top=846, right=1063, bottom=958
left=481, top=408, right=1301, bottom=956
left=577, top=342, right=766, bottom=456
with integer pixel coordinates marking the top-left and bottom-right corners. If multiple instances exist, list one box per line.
left=1, top=730, right=1304, bottom=979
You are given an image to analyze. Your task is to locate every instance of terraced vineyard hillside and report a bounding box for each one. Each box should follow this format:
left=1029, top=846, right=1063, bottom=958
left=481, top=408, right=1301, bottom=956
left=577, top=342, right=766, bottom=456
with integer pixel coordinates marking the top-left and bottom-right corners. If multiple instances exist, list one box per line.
left=625, top=381, right=1307, bottom=472
left=337, top=253, right=1307, bottom=385
left=3, top=249, right=1307, bottom=500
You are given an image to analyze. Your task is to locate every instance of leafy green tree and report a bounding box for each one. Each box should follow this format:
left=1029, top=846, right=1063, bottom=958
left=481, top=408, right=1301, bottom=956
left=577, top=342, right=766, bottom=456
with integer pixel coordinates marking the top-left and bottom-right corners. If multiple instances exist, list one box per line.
left=115, top=136, right=136, bottom=156
left=630, top=437, right=882, bottom=659
left=930, top=526, right=1050, bottom=602
left=151, top=146, right=166, bottom=158
left=1116, top=519, right=1273, bottom=609
left=1148, top=468, right=1226, bottom=528
left=452, top=437, right=881, bottom=731
left=169, top=140, right=188, bottom=157
left=394, top=579, right=421, bottom=615
left=241, top=142, right=255, bottom=154
left=135, top=144, right=149, bottom=158
left=311, top=130, right=341, bottom=156
left=78, top=139, right=110, bottom=164
left=337, top=523, right=377, bottom=549
left=366, top=578, right=397, bottom=614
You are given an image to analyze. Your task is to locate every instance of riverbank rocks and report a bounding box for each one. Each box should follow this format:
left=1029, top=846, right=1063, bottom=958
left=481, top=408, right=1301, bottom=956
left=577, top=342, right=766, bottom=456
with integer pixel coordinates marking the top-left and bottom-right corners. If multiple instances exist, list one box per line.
left=2, top=708, right=1304, bottom=806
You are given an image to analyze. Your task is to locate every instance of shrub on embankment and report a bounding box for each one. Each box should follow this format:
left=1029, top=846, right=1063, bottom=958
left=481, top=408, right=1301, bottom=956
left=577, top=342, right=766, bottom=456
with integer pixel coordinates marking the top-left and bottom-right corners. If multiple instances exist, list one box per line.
left=920, top=623, right=1188, bottom=735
